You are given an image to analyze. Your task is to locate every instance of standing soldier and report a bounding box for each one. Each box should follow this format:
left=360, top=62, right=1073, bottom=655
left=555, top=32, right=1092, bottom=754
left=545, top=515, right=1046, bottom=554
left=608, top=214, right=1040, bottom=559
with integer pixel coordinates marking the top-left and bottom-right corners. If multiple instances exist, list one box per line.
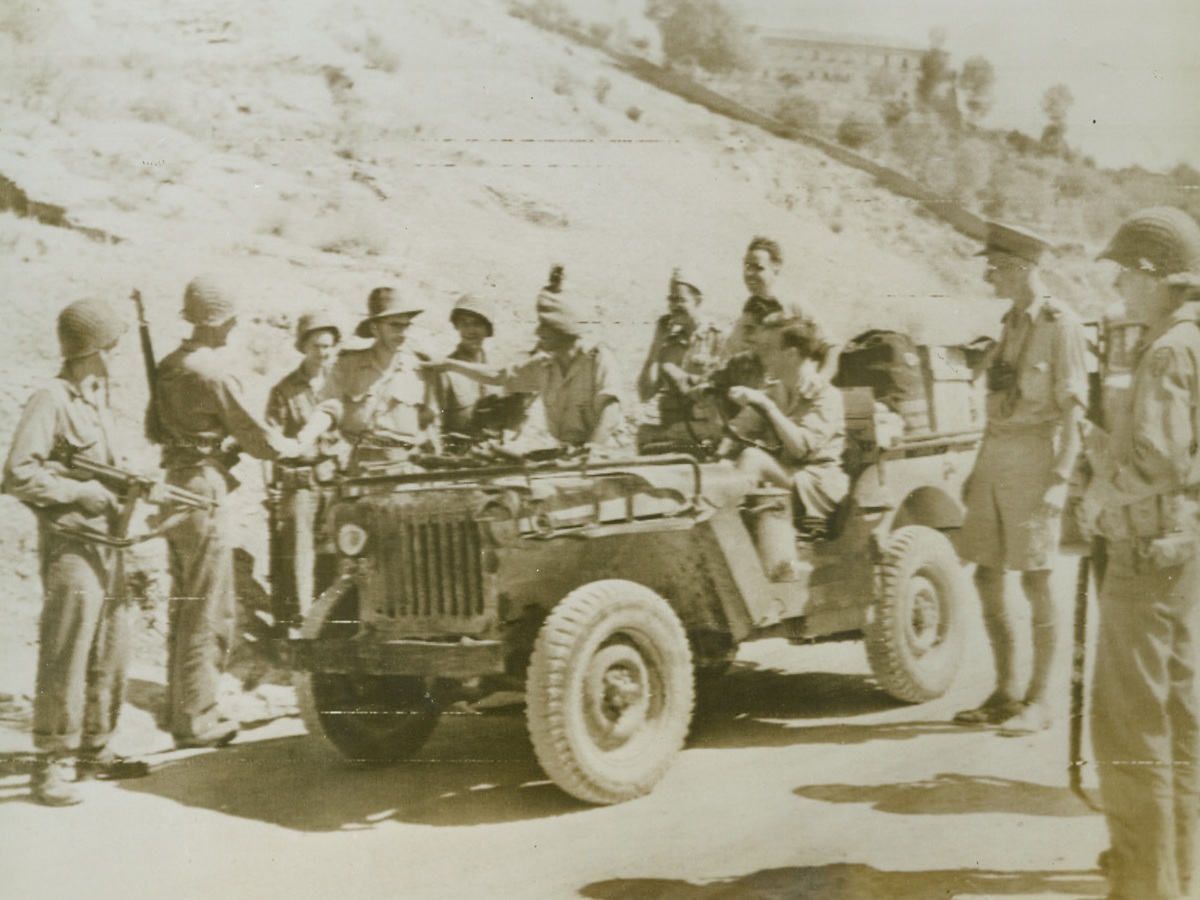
left=428, top=276, right=623, bottom=450
left=438, top=293, right=499, bottom=439
left=296, top=287, right=441, bottom=464
left=154, top=275, right=299, bottom=749
left=953, top=223, right=1088, bottom=735
left=265, top=311, right=342, bottom=621
left=2, top=298, right=148, bottom=805
left=1081, top=207, right=1200, bottom=900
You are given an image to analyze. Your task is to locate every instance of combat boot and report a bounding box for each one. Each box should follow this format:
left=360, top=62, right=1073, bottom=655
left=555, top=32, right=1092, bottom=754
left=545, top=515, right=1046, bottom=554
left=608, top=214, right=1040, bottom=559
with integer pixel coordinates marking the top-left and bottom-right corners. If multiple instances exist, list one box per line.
left=30, top=754, right=82, bottom=807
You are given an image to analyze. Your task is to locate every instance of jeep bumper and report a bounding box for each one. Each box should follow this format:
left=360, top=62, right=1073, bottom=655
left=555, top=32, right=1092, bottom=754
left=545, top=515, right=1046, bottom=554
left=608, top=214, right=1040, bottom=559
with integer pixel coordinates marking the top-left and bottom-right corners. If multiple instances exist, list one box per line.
left=282, top=638, right=506, bottom=679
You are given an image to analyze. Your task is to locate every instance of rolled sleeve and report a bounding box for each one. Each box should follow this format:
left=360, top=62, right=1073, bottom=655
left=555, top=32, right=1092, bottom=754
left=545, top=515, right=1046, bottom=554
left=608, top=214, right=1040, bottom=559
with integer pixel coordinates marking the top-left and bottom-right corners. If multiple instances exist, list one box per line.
left=2, top=388, right=86, bottom=507
left=1053, top=317, right=1089, bottom=413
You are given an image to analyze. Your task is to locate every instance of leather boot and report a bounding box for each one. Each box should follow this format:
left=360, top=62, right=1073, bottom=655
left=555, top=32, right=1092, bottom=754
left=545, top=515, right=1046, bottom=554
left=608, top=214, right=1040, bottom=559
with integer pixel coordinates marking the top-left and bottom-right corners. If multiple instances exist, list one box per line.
left=31, top=754, right=82, bottom=807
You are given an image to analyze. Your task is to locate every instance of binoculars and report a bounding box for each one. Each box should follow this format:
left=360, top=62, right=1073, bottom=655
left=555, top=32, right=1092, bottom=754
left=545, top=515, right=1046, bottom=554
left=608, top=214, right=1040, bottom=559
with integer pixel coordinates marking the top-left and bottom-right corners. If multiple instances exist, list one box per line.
left=986, top=360, right=1018, bottom=394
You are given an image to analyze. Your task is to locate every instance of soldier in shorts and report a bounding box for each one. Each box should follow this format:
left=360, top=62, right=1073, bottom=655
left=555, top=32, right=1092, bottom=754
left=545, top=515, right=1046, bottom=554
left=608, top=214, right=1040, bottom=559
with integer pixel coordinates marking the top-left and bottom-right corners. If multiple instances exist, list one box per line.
left=954, top=223, right=1088, bottom=735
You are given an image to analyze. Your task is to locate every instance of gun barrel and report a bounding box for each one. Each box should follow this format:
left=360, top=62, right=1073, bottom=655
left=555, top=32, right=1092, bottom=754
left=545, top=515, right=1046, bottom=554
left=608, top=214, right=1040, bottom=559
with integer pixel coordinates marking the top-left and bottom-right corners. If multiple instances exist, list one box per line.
left=61, top=454, right=216, bottom=510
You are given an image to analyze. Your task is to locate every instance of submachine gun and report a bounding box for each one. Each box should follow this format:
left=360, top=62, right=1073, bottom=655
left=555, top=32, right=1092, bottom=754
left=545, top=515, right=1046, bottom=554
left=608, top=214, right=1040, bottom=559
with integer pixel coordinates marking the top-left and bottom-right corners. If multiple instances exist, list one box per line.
left=47, top=442, right=216, bottom=550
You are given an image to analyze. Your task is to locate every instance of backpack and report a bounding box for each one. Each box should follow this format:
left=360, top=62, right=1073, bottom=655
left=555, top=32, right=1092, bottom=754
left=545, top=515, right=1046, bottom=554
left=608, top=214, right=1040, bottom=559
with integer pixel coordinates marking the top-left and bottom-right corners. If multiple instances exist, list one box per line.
left=833, top=329, right=929, bottom=433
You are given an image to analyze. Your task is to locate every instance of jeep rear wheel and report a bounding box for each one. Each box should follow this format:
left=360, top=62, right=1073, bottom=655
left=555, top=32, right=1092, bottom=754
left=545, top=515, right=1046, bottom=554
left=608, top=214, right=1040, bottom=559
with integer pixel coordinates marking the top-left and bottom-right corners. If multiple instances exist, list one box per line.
left=295, top=581, right=439, bottom=762
left=865, top=525, right=968, bottom=703
left=526, top=580, right=694, bottom=805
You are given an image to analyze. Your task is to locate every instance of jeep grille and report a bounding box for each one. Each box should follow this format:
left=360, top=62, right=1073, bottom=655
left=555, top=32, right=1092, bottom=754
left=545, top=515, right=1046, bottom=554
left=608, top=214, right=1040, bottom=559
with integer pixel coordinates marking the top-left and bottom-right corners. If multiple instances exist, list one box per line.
left=359, top=501, right=488, bottom=632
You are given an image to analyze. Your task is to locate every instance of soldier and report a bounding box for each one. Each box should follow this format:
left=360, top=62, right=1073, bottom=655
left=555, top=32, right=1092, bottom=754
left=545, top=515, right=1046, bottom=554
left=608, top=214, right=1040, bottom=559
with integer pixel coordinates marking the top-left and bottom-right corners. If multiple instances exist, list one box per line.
left=296, top=286, right=440, bottom=463
left=1080, top=207, right=1200, bottom=900
left=721, top=313, right=849, bottom=524
left=427, top=282, right=623, bottom=449
left=953, top=223, right=1088, bottom=735
left=635, top=269, right=724, bottom=447
left=723, top=235, right=840, bottom=382
left=438, top=293, right=499, bottom=438
left=2, top=298, right=148, bottom=805
left=265, top=311, right=342, bottom=621
left=154, top=275, right=300, bottom=749
left=265, top=311, right=342, bottom=438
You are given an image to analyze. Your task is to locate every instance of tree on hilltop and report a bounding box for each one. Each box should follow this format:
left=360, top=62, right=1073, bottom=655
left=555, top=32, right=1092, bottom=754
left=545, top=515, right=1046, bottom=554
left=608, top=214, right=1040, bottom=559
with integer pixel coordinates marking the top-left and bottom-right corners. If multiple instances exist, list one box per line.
left=959, top=56, right=995, bottom=127
left=915, top=28, right=960, bottom=127
left=646, top=0, right=752, bottom=74
left=1040, top=83, right=1074, bottom=156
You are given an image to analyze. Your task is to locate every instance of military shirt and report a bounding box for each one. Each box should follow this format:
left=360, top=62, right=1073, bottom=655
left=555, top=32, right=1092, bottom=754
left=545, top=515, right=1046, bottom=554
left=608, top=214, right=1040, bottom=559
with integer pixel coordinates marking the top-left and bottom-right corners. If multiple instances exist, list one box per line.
left=3, top=373, right=121, bottom=530
left=438, top=344, right=495, bottom=435
left=266, top=364, right=324, bottom=439
left=317, top=346, right=439, bottom=443
left=502, top=342, right=621, bottom=445
left=985, top=292, right=1088, bottom=439
left=644, top=316, right=724, bottom=388
left=1095, top=305, right=1200, bottom=539
left=721, top=297, right=831, bottom=363
left=154, top=340, right=287, bottom=469
left=728, top=376, right=846, bottom=468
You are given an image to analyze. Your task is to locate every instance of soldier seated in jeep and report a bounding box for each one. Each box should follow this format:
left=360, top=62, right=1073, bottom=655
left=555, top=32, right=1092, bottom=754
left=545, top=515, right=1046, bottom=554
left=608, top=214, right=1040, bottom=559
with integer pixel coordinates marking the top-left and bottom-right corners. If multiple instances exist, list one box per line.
left=720, top=313, right=850, bottom=532
left=424, top=276, right=623, bottom=451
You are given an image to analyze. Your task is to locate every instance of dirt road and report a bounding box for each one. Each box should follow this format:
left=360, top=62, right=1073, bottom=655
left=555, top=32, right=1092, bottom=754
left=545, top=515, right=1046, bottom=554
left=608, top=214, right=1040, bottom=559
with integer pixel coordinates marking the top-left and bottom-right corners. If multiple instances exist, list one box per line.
left=0, top=563, right=1108, bottom=900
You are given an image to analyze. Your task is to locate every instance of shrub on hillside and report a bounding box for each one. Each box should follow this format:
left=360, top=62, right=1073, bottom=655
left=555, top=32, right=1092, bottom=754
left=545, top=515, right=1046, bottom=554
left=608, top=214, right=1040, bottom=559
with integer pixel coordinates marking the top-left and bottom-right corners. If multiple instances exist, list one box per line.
left=774, top=94, right=821, bottom=133
left=648, top=0, right=752, bottom=75
left=836, top=112, right=882, bottom=151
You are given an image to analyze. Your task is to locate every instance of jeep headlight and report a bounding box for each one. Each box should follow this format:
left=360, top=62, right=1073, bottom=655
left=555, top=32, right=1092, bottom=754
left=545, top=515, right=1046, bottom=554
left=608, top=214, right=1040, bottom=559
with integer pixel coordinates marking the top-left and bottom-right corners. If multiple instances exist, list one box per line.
left=337, top=523, right=368, bottom=556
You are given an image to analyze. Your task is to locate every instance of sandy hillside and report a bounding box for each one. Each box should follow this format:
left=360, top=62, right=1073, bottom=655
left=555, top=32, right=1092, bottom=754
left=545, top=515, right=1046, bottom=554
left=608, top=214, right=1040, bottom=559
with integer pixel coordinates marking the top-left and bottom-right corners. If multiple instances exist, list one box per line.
left=0, top=0, right=1048, bottom=697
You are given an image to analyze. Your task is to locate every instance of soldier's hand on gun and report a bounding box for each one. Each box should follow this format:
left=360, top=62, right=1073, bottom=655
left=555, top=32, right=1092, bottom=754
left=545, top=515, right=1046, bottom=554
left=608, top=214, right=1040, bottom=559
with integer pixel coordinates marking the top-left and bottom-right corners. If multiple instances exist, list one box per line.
left=75, top=480, right=119, bottom=517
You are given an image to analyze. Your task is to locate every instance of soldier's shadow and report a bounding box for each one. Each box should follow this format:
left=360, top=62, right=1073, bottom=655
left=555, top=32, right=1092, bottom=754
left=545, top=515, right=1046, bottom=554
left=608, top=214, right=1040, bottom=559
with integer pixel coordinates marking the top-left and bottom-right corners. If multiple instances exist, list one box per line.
left=579, top=862, right=1105, bottom=900
left=117, top=713, right=588, bottom=831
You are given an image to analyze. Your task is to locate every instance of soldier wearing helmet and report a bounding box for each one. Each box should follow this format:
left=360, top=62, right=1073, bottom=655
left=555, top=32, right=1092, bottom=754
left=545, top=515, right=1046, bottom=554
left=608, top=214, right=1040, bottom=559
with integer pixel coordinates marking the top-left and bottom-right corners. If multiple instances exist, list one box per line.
left=952, top=222, right=1089, bottom=737
left=2, top=298, right=149, bottom=804
left=265, top=309, right=343, bottom=621
left=1078, top=206, right=1200, bottom=900
left=296, top=286, right=441, bottom=463
left=153, top=274, right=300, bottom=750
left=438, top=293, right=500, bottom=438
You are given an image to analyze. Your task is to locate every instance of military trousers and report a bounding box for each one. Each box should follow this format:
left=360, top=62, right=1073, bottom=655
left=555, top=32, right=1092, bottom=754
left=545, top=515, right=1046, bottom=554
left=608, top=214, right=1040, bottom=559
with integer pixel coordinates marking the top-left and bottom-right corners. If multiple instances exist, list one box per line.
left=163, top=464, right=235, bottom=741
left=33, top=531, right=130, bottom=754
left=271, top=485, right=337, bottom=625
left=1091, top=539, right=1200, bottom=900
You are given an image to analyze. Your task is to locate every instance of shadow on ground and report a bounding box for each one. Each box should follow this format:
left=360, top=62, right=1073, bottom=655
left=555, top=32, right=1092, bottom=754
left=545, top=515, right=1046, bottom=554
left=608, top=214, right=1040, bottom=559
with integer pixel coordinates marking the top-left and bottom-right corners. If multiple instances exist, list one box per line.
left=689, top=665, right=959, bottom=750
left=794, top=772, right=1095, bottom=818
left=116, top=714, right=587, bottom=831
left=580, top=863, right=1106, bottom=900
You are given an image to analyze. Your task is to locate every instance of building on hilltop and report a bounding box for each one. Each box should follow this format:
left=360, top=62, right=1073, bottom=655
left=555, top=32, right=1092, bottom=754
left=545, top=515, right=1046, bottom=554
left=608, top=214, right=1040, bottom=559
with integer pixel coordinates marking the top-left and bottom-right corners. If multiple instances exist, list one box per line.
left=755, top=29, right=924, bottom=94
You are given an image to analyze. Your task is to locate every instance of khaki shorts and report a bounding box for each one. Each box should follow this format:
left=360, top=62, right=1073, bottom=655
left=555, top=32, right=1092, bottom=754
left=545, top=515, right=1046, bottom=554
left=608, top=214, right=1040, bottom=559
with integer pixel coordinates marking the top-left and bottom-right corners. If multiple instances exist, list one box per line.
left=957, top=431, right=1060, bottom=571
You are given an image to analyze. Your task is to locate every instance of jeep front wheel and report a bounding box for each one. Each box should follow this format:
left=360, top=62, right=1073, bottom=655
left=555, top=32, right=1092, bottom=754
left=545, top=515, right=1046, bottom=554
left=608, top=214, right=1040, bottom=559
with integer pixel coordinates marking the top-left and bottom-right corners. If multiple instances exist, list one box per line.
left=865, top=525, right=968, bottom=703
left=295, top=581, right=439, bottom=762
left=526, top=580, right=694, bottom=805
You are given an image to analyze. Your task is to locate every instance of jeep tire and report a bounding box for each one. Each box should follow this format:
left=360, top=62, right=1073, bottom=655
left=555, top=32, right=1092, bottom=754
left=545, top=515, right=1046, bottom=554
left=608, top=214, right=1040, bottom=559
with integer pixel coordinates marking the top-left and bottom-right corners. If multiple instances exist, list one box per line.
left=295, top=581, right=439, bottom=762
left=526, top=580, right=694, bottom=805
left=865, top=525, right=968, bottom=703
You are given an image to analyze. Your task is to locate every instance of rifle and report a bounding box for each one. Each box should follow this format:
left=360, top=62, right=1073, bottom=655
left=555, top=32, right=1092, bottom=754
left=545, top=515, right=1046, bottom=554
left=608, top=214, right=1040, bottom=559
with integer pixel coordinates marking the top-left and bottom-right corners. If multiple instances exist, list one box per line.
left=1068, top=321, right=1105, bottom=812
left=131, top=289, right=163, bottom=444
left=47, top=442, right=215, bottom=549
